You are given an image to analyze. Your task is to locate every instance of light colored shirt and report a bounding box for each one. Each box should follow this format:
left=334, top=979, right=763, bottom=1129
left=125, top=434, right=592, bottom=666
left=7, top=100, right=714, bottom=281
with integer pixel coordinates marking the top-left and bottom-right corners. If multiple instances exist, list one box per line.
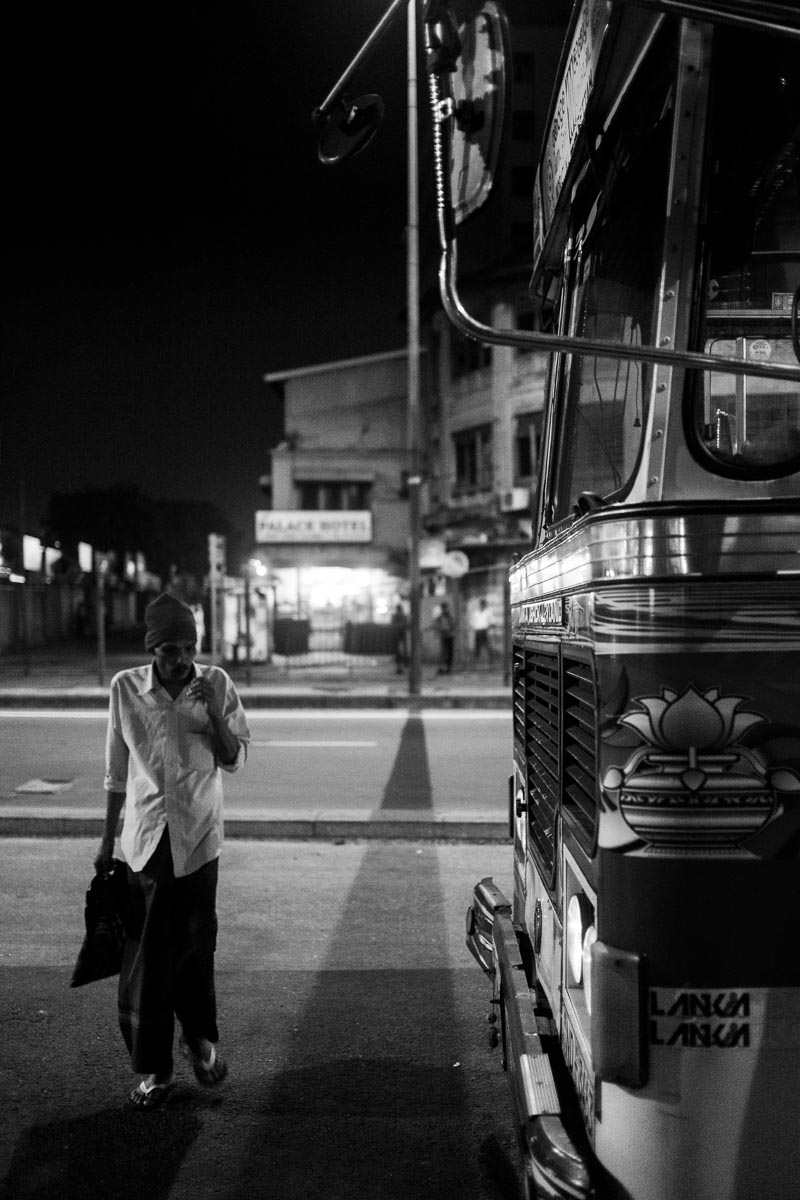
left=104, top=661, right=251, bottom=877
left=470, top=606, right=492, bottom=632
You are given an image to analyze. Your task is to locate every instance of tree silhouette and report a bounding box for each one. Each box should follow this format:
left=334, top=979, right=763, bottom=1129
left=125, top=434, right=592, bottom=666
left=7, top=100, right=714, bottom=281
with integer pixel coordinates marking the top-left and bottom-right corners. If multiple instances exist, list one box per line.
left=48, top=484, right=234, bottom=582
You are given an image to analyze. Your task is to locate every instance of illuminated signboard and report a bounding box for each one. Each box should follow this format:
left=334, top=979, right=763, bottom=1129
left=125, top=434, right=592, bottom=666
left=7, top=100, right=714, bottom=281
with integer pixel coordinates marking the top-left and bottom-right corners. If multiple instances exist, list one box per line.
left=542, top=0, right=611, bottom=228
left=255, top=510, right=373, bottom=544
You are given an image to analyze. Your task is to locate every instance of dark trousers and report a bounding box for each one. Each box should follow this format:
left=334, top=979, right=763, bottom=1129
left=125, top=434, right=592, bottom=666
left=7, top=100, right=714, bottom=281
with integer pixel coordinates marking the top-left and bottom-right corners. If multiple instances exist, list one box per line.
left=474, top=630, right=491, bottom=661
left=119, top=828, right=219, bottom=1074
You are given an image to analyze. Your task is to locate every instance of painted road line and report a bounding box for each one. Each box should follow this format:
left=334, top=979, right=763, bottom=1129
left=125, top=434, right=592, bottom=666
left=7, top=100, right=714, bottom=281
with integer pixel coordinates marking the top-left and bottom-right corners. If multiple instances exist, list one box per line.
left=0, top=711, right=108, bottom=719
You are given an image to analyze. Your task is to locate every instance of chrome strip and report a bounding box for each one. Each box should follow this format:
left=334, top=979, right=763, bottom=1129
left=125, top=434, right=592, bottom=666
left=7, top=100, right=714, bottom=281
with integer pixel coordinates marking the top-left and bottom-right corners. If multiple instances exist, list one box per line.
left=561, top=582, right=800, bottom=651
left=492, top=905, right=561, bottom=1118
left=519, top=1051, right=561, bottom=1118
left=510, top=508, right=800, bottom=602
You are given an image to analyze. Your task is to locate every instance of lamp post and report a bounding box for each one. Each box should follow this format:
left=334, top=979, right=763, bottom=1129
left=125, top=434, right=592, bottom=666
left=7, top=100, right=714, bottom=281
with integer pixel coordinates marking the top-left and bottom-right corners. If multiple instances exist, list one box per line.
left=314, top=0, right=423, bottom=697
left=94, top=551, right=109, bottom=687
left=405, top=0, right=422, bottom=696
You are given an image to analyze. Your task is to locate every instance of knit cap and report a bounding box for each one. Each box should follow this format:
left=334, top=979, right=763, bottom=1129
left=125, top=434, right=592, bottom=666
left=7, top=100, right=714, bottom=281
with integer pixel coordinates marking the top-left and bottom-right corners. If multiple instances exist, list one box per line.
left=144, top=592, right=197, bottom=652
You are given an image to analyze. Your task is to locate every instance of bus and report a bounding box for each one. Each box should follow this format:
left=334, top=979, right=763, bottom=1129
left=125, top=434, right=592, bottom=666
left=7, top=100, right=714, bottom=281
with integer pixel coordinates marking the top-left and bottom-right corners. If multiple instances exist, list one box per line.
left=423, top=1, right=800, bottom=1197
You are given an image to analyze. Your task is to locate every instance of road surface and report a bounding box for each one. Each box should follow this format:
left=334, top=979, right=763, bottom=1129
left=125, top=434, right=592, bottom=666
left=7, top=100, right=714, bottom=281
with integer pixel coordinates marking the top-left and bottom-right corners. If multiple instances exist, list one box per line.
left=0, top=708, right=512, bottom=819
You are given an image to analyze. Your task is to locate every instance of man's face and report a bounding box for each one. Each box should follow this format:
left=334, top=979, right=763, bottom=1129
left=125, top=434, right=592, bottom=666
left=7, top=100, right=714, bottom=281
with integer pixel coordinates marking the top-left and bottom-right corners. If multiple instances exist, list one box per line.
left=153, top=639, right=197, bottom=683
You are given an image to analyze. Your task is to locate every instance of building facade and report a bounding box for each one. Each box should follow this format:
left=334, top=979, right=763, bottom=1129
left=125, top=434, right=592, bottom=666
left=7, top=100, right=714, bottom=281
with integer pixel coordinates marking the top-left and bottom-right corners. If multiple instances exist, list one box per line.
left=255, top=2, right=567, bottom=664
left=257, top=350, right=415, bottom=653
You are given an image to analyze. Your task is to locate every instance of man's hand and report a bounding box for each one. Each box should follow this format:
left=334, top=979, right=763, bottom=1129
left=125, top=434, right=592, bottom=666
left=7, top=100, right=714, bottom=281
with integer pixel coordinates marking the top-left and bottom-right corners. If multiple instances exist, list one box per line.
left=94, top=833, right=115, bottom=875
left=188, top=675, right=240, bottom=765
left=187, top=675, right=223, bottom=720
left=96, top=790, right=125, bottom=874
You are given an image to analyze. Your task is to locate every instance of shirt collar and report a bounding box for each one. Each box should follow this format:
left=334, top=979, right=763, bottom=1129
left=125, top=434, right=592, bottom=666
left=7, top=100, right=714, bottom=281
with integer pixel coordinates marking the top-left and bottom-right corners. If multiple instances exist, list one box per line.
left=142, top=660, right=200, bottom=695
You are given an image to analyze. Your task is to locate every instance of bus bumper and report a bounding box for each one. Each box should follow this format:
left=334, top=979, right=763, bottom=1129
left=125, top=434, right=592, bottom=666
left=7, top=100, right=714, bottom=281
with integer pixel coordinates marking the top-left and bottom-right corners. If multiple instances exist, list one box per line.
left=467, top=878, right=595, bottom=1200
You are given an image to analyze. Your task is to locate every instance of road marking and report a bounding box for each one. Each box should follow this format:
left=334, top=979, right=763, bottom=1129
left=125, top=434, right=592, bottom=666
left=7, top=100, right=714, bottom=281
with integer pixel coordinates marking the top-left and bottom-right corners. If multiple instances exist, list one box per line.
left=251, top=740, right=378, bottom=748
left=0, top=711, right=107, bottom=719
left=14, top=779, right=74, bottom=793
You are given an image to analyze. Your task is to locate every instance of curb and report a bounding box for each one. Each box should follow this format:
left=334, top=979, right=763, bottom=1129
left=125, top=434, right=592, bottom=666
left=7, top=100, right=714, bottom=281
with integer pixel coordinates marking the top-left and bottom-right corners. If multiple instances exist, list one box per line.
left=0, top=809, right=511, bottom=842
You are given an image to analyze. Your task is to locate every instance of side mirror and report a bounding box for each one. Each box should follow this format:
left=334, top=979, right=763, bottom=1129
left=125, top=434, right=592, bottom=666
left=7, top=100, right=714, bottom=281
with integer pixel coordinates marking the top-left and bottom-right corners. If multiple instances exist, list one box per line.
left=426, top=1, right=511, bottom=225
left=315, top=94, right=385, bottom=165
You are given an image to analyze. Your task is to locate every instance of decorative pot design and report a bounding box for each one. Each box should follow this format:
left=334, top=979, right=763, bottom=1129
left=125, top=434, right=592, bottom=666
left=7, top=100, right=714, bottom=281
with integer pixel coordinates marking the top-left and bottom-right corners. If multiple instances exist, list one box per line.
left=601, top=686, right=795, bottom=853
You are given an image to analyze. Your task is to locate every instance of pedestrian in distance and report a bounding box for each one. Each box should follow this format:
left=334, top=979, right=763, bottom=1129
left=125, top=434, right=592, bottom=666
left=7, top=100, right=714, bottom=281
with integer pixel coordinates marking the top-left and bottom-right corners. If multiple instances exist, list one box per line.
left=390, top=601, right=409, bottom=673
left=434, top=601, right=456, bottom=674
left=95, top=592, right=251, bottom=1110
left=470, top=597, right=494, bottom=664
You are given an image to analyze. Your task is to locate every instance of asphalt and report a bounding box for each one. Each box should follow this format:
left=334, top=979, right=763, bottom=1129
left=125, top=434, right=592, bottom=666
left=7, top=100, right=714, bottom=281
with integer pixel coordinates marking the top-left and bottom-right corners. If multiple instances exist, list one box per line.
left=0, top=634, right=513, bottom=843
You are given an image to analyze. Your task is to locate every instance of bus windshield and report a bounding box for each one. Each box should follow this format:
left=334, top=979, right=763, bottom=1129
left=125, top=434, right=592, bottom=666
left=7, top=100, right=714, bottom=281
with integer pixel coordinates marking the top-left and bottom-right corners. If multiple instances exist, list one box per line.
left=693, top=28, right=800, bottom=476
left=550, top=42, right=674, bottom=522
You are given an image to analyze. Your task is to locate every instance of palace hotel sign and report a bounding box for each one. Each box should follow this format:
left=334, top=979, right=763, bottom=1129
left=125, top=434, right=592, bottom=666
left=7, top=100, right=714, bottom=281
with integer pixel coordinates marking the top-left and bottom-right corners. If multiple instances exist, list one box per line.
left=255, top=510, right=373, bottom=544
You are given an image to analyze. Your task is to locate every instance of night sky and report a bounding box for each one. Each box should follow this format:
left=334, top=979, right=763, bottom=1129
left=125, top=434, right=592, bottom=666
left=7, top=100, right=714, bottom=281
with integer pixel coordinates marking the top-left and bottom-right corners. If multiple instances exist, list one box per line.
left=2, top=2, right=415, bottom=540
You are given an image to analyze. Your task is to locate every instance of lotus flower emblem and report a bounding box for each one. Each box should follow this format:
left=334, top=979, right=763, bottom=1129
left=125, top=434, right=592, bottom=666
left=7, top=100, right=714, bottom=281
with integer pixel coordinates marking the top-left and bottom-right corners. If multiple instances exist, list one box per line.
left=600, top=685, right=800, bottom=855
left=618, top=686, right=764, bottom=755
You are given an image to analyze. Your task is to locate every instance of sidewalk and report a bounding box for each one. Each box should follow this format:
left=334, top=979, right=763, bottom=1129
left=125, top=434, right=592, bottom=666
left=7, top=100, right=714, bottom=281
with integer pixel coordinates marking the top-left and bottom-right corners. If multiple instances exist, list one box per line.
left=0, top=632, right=511, bottom=709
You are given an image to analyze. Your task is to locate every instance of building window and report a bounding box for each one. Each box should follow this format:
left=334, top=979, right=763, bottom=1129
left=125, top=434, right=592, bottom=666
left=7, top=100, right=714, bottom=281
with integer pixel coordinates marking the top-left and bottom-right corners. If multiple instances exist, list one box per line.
left=512, top=221, right=532, bottom=255
left=454, top=425, right=493, bottom=492
left=512, top=110, right=536, bottom=142
left=512, top=165, right=535, bottom=198
left=298, top=481, right=371, bottom=511
left=515, top=413, right=542, bottom=482
left=452, top=332, right=492, bottom=379
left=515, top=308, right=537, bottom=356
left=513, top=51, right=535, bottom=85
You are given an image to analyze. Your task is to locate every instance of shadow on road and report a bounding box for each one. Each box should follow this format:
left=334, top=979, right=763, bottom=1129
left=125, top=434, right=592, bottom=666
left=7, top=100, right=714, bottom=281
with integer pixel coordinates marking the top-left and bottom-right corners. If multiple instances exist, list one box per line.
left=380, top=714, right=433, bottom=809
left=217, top=717, right=521, bottom=1199
left=0, top=1099, right=201, bottom=1200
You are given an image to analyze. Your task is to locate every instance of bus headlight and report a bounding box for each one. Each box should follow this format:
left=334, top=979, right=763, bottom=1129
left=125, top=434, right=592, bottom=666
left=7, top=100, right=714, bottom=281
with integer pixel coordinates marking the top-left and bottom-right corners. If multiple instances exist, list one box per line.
left=566, top=893, right=594, bottom=987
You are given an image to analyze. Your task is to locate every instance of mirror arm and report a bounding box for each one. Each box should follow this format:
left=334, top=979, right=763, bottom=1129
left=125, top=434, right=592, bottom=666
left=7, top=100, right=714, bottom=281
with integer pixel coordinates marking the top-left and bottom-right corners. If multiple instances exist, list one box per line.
left=313, top=0, right=407, bottom=123
left=437, top=236, right=800, bottom=383
left=624, top=0, right=800, bottom=39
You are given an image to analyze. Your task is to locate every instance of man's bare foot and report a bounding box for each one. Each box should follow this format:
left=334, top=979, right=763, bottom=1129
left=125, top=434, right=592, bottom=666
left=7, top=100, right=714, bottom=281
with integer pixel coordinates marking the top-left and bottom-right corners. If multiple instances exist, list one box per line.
left=128, top=1073, right=175, bottom=1109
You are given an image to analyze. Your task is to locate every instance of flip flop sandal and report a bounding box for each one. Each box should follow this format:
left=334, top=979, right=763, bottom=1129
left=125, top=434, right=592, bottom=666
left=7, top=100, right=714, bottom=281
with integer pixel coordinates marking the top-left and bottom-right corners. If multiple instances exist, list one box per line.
left=128, top=1078, right=175, bottom=1110
left=179, top=1037, right=228, bottom=1086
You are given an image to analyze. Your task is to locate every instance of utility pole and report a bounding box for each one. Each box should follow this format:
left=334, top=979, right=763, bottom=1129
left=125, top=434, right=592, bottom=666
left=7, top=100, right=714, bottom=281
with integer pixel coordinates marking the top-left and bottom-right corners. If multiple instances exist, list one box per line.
left=19, top=479, right=30, bottom=676
left=95, top=552, right=108, bottom=687
left=208, top=533, right=227, bottom=665
left=406, top=0, right=422, bottom=697
left=311, top=0, right=424, bottom=693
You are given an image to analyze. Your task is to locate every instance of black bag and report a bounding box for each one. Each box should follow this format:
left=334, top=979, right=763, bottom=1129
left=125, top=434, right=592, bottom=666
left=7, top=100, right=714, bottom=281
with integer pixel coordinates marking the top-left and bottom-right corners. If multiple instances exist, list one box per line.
left=70, top=860, right=132, bottom=988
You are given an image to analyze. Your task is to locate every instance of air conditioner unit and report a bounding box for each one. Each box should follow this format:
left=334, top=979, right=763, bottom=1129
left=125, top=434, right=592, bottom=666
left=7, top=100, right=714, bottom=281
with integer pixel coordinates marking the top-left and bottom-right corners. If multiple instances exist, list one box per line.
left=499, top=487, right=530, bottom=512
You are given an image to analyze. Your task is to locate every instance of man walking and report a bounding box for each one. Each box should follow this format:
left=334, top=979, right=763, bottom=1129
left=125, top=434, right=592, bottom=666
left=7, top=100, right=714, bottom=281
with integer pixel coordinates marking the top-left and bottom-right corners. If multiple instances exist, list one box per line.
left=96, top=592, right=250, bottom=1109
left=390, top=602, right=409, bottom=673
left=434, top=601, right=456, bottom=674
left=470, top=598, right=494, bottom=664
